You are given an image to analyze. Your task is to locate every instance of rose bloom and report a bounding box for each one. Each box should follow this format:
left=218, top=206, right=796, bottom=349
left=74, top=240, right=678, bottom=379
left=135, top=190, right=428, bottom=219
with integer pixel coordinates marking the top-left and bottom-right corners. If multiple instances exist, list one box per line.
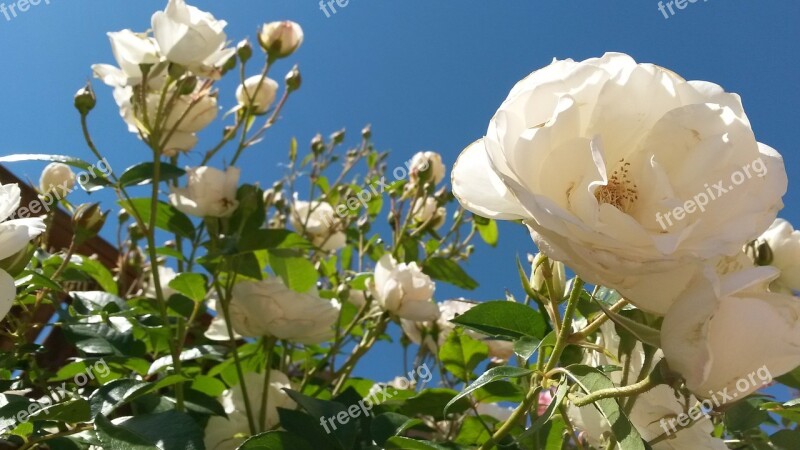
left=569, top=322, right=727, bottom=449
left=0, top=184, right=46, bottom=320
left=401, top=299, right=514, bottom=361
left=151, top=0, right=234, bottom=73
left=92, top=29, right=161, bottom=87
left=290, top=199, right=346, bottom=251
left=370, top=254, right=439, bottom=321
left=169, top=166, right=240, bottom=218
left=662, top=266, right=799, bottom=399
left=222, top=278, right=339, bottom=344
left=756, top=218, right=800, bottom=293
left=236, top=75, right=279, bottom=114
left=452, top=52, right=787, bottom=315
left=39, top=163, right=76, bottom=196
left=204, top=370, right=295, bottom=450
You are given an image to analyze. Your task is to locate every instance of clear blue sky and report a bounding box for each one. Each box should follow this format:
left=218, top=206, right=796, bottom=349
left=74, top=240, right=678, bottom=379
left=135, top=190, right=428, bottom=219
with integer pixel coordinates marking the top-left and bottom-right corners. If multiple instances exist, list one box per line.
left=1, top=1, right=798, bottom=381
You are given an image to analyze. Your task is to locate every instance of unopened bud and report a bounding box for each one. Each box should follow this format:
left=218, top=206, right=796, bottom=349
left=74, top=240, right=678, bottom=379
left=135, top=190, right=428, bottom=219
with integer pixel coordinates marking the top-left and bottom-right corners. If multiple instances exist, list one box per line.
left=311, top=133, right=325, bottom=154
left=531, top=253, right=567, bottom=300
left=39, top=163, right=76, bottom=195
left=361, top=124, right=372, bottom=140
left=177, top=76, right=198, bottom=96
left=755, top=241, right=774, bottom=266
left=258, top=21, right=304, bottom=59
left=237, top=39, right=253, bottom=63
left=73, top=203, right=107, bottom=245
left=285, top=65, right=302, bottom=93
left=331, top=129, right=345, bottom=145
left=74, top=83, right=96, bottom=116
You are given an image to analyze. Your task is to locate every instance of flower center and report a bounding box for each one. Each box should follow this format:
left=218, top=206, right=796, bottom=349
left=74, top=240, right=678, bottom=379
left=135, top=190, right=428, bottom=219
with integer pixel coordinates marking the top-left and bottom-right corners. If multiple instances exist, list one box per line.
left=594, top=160, right=638, bottom=213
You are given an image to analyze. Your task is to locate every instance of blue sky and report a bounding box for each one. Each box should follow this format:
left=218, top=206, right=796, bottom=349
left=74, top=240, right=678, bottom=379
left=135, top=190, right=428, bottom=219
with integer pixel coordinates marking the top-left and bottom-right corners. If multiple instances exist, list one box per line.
left=1, top=1, right=799, bottom=381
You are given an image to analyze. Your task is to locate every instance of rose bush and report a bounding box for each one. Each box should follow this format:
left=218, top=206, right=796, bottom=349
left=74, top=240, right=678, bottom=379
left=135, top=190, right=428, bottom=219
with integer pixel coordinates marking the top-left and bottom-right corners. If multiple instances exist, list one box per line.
left=0, top=3, right=797, bottom=449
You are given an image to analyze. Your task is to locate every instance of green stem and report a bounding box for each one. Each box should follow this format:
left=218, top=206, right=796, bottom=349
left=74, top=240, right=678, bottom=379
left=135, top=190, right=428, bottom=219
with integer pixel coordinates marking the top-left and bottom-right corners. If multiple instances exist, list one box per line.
left=572, top=372, right=659, bottom=407
left=259, top=337, right=277, bottom=432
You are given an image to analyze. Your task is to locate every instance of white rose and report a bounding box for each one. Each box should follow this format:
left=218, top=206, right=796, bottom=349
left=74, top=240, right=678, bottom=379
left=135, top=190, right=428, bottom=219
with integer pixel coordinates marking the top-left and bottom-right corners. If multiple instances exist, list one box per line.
left=204, top=370, right=295, bottom=450
left=39, top=163, right=76, bottom=196
left=452, top=52, right=787, bottom=315
left=290, top=199, right=346, bottom=251
left=474, top=403, right=514, bottom=422
left=151, top=0, right=232, bottom=69
left=169, top=166, right=240, bottom=218
left=371, top=254, right=439, bottom=321
left=0, top=184, right=46, bottom=320
left=569, top=322, right=727, bottom=449
left=92, top=29, right=161, bottom=87
left=756, top=218, right=800, bottom=293
left=236, top=76, right=279, bottom=114
left=401, top=299, right=513, bottom=361
left=662, top=266, right=797, bottom=398
left=258, top=21, right=304, bottom=58
left=165, top=91, right=219, bottom=133
left=412, top=197, right=445, bottom=230
left=410, top=151, right=446, bottom=185
left=228, top=278, right=339, bottom=344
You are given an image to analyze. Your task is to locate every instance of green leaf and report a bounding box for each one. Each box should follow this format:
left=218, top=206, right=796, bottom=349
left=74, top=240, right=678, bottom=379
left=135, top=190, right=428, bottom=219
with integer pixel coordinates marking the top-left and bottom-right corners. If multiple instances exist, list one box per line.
left=451, top=301, right=547, bottom=340
left=370, top=412, right=423, bottom=447
left=148, top=345, right=226, bottom=375
left=168, top=273, right=207, bottom=302
left=384, top=437, right=448, bottom=449
left=567, top=365, right=646, bottom=450
left=71, top=257, right=119, bottom=295
left=89, top=379, right=151, bottom=418
left=118, top=162, right=185, bottom=187
left=239, top=229, right=312, bottom=252
left=438, top=330, right=488, bottom=380
left=594, top=301, right=661, bottom=349
left=475, top=217, right=499, bottom=247
left=444, top=367, right=533, bottom=415
left=98, top=411, right=205, bottom=450
left=70, top=291, right=127, bottom=315
left=282, top=389, right=357, bottom=450
left=0, top=154, right=112, bottom=191
left=119, top=198, right=195, bottom=239
left=269, top=252, right=318, bottom=292
left=30, top=399, right=91, bottom=424
left=403, top=388, right=472, bottom=420
left=725, top=397, right=769, bottom=432
left=94, top=414, right=158, bottom=450
left=237, top=430, right=314, bottom=450
left=513, top=336, right=543, bottom=361
left=422, top=257, right=478, bottom=290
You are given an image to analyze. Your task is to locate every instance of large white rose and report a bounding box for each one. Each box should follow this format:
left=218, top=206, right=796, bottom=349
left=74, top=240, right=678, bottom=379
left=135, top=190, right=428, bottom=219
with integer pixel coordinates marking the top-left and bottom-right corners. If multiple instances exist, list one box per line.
left=370, top=254, right=439, bottom=321
left=169, top=166, right=240, bottom=218
left=662, top=266, right=797, bottom=399
left=92, top=29, right=161, bottom=87
left=151, top=0, right=234, bottom=70
left=0, top=184, right=46, bottom=320
left=401, top=299, right=513, bottom=361
left=756, top=218, right=800, bottom=293
left=452, top=52, right=787, bottom=314
left=569, top=322, right=727, bottom=449
left=290, top=199, right=346, bottom=251
left=226, top=278, right=339, bottom=344
left=204, top=370, right=295, bottom=450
